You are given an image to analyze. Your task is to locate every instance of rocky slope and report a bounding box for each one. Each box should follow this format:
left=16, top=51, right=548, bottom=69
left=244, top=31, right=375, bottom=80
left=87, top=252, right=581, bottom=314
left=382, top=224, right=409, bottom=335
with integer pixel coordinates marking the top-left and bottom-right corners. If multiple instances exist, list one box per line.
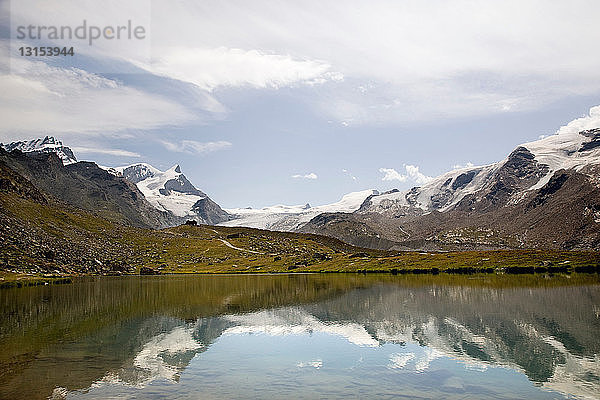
left=301, top=107, right=600, bottom=250
left=0, top=148, right=176, bottom=229
left=1, top=137, right=230, bottom=227
left=2, top=149, right=598, bottom=278
left=0, top=158, right=391, bottom=276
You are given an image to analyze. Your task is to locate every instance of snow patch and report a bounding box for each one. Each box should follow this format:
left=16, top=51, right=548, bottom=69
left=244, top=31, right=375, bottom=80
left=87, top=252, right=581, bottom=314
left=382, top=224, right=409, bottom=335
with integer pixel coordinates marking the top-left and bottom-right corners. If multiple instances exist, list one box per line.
left=110, top=163, right=207, bottom=218
left=221, top=189, right=378, bottom=231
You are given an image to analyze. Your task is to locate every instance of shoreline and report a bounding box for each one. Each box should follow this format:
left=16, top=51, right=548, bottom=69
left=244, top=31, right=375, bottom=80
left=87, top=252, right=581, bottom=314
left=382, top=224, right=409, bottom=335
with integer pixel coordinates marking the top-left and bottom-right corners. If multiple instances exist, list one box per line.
left=2, top=264, right=599, bottom=289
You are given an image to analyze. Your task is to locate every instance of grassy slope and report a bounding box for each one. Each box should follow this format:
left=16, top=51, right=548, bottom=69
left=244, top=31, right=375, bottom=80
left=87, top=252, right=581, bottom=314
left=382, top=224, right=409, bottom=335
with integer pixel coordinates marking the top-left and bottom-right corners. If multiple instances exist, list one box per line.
left=1, top=194, right=599, bottom=282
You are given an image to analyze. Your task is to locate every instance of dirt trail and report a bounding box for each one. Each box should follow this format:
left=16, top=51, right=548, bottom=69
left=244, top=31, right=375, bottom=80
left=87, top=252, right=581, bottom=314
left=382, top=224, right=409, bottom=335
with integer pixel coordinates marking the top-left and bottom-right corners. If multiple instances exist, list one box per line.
left=217, top=238, right=264, bottom=254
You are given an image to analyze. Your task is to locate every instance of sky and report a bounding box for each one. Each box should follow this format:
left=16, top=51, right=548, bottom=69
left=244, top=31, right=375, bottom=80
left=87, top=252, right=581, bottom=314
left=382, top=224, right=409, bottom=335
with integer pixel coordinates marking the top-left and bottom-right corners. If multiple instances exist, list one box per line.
left=1, top=0, right=600, bottom=208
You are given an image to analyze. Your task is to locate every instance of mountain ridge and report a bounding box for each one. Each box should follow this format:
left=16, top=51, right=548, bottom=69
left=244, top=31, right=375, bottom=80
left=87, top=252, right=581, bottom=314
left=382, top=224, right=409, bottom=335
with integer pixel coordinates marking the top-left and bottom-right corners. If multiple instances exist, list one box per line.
left=357, top=107, right=600, bottom=217
left=1, top=136, right=78, bottom=165
left=301, top=107, right=600, bottom=251
left=0, top=148, right=176, bottom=229
left=2, top=105, right=600, bottom=251
left=220, top=189, right=379, bottom=231
left=0, top=137, right=231, bottom=227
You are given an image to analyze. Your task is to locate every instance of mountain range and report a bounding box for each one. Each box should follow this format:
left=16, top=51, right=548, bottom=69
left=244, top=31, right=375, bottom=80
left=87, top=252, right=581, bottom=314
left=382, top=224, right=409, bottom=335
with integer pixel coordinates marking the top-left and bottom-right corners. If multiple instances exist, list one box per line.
left=301, top=111, right=600, bottom=250
left=0, top=138, right=230, bottom=227
left=227, top=107, right=600, bottom=251
left=220, top=189, right=379, bottom=231
left=1, top=106, right=599, bottom=251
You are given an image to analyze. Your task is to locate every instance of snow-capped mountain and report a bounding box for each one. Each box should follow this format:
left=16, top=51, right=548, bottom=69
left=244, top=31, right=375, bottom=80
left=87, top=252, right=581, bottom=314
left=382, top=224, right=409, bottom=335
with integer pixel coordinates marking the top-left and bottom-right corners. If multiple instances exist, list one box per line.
left=303, top=106, right=600, bottom=250
left=220, top=189, right=379, bottom=231
left=1, top=136, right=77, bottom=165
left=358, top=106, right=600, bottom=217
left=1, top=136, right=229, bottom=226
left=111, top=163, right=229, bottom=225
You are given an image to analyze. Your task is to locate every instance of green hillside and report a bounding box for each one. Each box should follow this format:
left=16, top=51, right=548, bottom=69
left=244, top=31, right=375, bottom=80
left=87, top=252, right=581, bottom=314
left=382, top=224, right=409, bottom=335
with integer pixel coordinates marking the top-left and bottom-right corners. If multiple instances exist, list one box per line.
left=1, top=191, right=599, bottom=286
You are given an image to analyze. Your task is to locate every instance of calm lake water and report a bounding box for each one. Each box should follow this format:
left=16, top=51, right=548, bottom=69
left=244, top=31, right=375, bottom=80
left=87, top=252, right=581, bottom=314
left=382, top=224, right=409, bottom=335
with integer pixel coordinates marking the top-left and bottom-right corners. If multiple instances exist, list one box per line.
left=1, top=274, right=599, bottom=400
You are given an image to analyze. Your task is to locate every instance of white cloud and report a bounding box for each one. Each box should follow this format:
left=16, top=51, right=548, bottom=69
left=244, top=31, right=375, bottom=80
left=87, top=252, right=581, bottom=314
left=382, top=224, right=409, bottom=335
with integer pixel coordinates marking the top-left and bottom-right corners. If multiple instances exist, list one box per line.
left=379, top=168, right=407, bottom=182
left=296, top=359, right=323, bottom=369
left=389, top=353, right=416, bottom=369
left=405, top=165, right=433, bottom=185
left=380, top=165, right=432, bottom=185
left=146, top=0, right=600, bottom=124
left=0, top=58, right=195, bottom=139
left=292, top=172, right=318, bottom=180
left=342, top=168, right=358, bottom=181
left=8, top=0, right=153, bottom=71
left=5, top=0, right=600, bottom=128
left=143, top=47, right=342, bottom=91
left=555, top=105, right=600, bottom=136
left=71, top=146, right=141, bottom=158
left=452, top=162, right=474, bottom=170
left=160, top=140, right=232, bottom=155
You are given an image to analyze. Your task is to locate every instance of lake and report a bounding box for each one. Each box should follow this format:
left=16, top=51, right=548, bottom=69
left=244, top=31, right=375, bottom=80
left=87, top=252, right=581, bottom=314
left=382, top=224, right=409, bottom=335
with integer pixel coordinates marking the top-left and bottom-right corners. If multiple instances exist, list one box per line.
left=1, top=274, right=599, bottom=399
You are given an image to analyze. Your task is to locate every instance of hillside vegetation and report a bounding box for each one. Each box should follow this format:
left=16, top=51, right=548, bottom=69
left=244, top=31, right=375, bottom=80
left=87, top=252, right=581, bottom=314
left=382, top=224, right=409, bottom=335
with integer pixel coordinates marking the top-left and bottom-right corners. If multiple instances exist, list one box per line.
left=1, top=191, right=599, bottom=284
left=1, top=149, right=599, bottom=284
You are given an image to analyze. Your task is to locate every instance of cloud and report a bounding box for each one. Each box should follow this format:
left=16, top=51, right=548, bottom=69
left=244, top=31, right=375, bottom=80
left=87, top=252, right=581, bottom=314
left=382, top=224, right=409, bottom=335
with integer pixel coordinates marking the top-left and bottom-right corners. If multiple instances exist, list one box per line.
left=379, top=168, right=407, bottom=182
left=5, top=0, right=600, bottom=130
left=0, top=58, right=195, bottom=139
left=379, top=165, right=432, bottom=185
left=160, top=140, right=232, bottom=155
left=292, top=172, right=318, bottom=180
left=342, top=168, right=358, bottom=181
left=146, top=0, right=600, bottom=124
left=7, top=0, right=153, bottom=70
left=143, top=47, right=342, bottom=91
left=297, top=360, right=323, bottom=369
left=405, top=165, right=432, bottom=184
left=452, top=162, right=474, bottom=170
left=555, top=105, right=600, bottom=136
left=71, top=147, right=141, bottom=158
left=389, top=353, right=416, bottom=370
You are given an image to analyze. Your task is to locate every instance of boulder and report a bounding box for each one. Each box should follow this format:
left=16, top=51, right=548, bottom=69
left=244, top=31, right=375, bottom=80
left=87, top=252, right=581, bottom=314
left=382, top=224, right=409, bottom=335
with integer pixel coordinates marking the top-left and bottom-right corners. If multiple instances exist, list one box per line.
left=140, top=266, right=161, bottom=275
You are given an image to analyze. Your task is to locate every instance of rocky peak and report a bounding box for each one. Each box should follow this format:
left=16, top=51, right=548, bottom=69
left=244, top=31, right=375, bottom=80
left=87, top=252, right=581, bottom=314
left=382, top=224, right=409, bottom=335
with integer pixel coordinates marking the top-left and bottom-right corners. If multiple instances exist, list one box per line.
left=1, top=136, right=77, bottom=165
left=579, top=128, right=600, bottom=152
left=159, top=173, right=206, bottom=197
left=112, top=162, right=228, bottom=224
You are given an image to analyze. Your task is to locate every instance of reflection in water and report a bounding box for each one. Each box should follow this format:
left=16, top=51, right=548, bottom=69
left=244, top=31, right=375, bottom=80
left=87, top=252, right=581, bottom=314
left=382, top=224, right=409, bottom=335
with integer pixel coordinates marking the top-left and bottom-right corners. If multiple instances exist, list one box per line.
left=1, top=274, right=599, bottom=399
left=110, top=323, right=202, bottom=386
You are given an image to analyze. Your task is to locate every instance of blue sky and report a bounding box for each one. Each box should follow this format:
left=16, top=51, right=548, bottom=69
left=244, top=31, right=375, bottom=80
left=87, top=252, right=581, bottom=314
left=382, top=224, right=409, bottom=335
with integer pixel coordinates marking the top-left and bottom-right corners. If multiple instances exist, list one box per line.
left=1, top=0, right=600, bottom=208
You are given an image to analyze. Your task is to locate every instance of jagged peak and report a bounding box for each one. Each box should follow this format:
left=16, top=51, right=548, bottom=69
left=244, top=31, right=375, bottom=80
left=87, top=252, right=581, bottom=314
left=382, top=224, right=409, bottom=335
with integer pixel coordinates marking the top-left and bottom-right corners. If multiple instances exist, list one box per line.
left=40, top=136, right=61, bottom=145
left=1, top=136, right=77, bottom=165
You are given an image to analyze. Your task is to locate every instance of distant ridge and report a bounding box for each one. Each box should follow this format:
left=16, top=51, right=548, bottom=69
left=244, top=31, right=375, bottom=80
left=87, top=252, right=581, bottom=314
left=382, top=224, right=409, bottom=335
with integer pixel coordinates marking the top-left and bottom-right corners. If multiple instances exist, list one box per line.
left=1, top=136, right=77, bottom=165
left=1, top=137, right=229, bottom=226
left=301, top=106, right=600, bottom=251
left=0, top=147, right=175, bottom=228
left=220, top=189, right=379, bottom=231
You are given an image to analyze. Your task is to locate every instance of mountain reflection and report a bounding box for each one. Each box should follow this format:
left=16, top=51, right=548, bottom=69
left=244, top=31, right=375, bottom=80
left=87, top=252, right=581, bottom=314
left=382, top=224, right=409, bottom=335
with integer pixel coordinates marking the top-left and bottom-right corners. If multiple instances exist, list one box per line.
left=1, top=275, right=599, bottom=399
